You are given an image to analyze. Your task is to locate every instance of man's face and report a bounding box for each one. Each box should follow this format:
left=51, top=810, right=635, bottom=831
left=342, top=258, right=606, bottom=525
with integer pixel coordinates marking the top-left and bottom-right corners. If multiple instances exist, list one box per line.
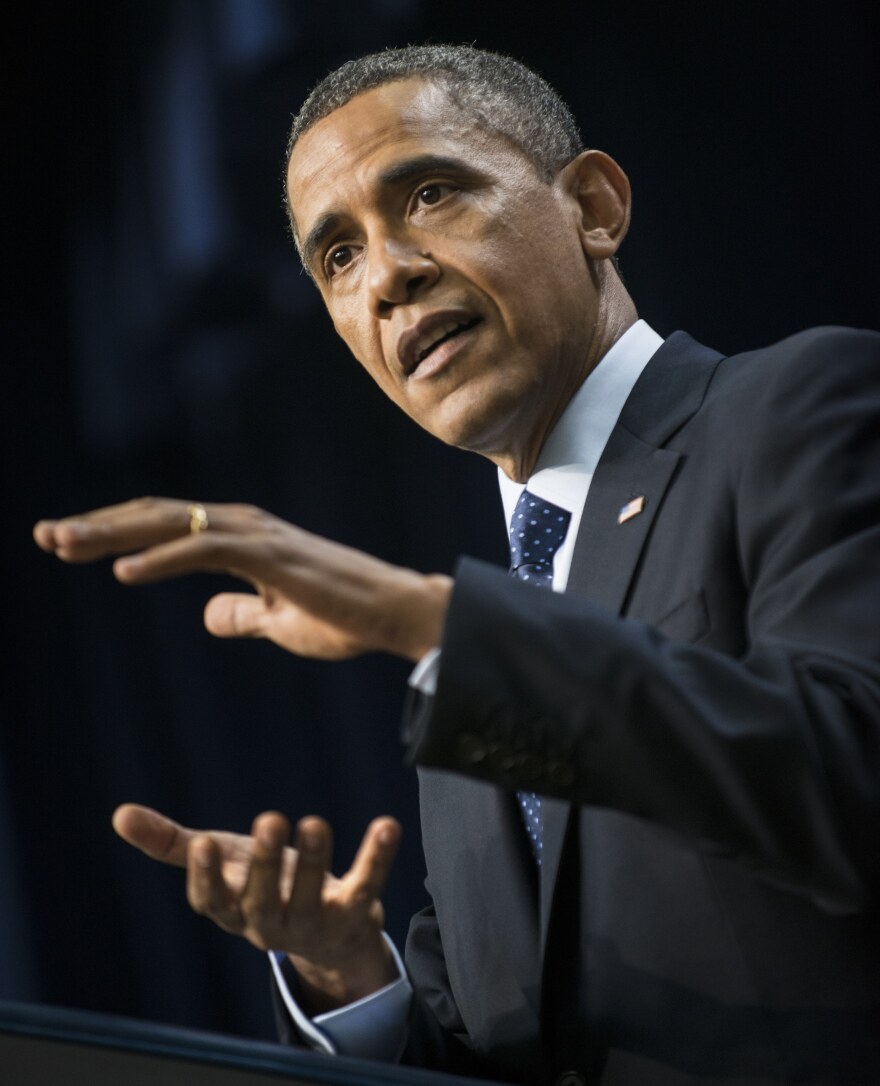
left=287, top=79, right=600, bottom=468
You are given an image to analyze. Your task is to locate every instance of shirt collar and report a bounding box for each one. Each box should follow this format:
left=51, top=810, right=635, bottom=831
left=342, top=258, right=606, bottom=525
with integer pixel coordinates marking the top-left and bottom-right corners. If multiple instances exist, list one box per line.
left=498, top=319, right=664, bottom=526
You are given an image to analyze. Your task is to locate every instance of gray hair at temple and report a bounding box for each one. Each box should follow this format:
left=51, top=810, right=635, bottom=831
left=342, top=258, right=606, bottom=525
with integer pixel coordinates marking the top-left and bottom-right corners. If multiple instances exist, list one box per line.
left=283, top=44, right=585, bottom=237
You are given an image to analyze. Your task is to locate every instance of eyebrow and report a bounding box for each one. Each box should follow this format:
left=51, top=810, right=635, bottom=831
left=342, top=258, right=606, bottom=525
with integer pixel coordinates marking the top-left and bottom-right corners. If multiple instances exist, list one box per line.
left=301, top=212, right=342, bottom=275
left=377, top=153, right=471, bottom=188
left=300, top=154, right=473, bottom=274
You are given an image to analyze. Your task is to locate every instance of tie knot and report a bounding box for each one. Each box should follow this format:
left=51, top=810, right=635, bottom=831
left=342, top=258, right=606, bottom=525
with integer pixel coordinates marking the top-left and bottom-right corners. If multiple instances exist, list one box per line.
left=508, top=489, right=571, bottom=588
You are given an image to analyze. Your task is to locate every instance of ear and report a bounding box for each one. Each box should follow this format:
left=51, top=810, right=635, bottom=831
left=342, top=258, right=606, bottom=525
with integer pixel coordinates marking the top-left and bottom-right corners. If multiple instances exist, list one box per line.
left=557, top=150, right=631, bottom=260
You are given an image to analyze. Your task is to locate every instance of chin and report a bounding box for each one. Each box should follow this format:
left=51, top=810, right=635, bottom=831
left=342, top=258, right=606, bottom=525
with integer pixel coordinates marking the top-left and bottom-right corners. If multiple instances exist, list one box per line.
left=421, top=392, right=530, bottom=459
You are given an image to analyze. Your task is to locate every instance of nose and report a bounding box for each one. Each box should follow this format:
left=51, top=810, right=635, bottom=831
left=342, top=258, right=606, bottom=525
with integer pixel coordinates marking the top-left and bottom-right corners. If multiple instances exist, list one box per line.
left=368, top=235, right=439, bottom=317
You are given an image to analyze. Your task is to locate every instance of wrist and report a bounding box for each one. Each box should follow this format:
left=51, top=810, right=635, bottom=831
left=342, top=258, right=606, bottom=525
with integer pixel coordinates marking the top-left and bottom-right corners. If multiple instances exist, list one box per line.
left=290, top=937, right=397, bottom=1014
left=391, top=571, right=453, bottom=663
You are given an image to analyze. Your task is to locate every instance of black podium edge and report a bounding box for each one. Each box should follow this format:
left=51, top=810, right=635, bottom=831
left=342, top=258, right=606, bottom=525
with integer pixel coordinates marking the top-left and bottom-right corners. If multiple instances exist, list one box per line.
left=0, top=1001, right=505, bottom=1086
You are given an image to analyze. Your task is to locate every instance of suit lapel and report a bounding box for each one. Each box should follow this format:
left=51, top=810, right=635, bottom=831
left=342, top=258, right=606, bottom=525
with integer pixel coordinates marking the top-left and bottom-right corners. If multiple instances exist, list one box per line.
left=566, top=433, right=681, bottom=609
left=538, top=434, right=683, bottom=957
left=567, top=331, right=724, bottom=607
left=538, top=332, right=725, bottom=954
left=419, top=769, right=544, bottom=1034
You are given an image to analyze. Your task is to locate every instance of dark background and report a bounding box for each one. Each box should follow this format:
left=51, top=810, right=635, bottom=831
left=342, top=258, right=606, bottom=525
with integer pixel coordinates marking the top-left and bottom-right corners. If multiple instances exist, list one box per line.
left=3, top=0, right=877, bottom=1042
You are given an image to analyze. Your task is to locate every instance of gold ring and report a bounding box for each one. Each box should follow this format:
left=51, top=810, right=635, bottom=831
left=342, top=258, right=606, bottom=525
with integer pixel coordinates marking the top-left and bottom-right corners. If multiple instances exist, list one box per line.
left=187, top=503, right=209, bottom=534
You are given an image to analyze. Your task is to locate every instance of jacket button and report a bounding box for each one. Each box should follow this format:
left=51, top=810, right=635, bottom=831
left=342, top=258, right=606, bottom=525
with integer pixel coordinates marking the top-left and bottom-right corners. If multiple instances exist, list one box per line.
left=556, top=1073, right=585, bottom=1086
left=516, top=752, right=543, bottom=780
left=548, top=759, right=575, bottom=787
left=487, top=741, right=517, bottom=772
left=457, top=734, right=487, bottom=764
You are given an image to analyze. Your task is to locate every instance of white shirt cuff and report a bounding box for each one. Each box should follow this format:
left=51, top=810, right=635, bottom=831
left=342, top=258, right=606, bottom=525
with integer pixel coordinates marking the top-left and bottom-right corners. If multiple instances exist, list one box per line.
left=408, top=647, right=441, bottom=696
left=270, top=933, right=412, bottom=1060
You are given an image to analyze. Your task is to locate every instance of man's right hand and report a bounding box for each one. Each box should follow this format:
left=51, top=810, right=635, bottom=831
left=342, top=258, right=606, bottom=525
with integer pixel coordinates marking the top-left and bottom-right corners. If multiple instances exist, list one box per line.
left=112, top=804, right=402, bottom=1012
left=34, top=498, right=452, bottom=664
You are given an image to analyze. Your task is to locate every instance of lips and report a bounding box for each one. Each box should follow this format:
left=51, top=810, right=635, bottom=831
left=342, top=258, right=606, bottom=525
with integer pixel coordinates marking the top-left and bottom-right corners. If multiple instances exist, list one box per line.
left=398, top=311, right=482, bottom=376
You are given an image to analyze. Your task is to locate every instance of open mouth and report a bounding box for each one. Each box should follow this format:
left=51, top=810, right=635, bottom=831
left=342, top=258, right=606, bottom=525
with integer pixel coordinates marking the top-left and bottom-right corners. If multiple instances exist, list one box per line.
left=406, top=318, right=482, bottom=378
left=415, top=318, right=481, bottom=365
left=398, top=311, right=484, bottom=377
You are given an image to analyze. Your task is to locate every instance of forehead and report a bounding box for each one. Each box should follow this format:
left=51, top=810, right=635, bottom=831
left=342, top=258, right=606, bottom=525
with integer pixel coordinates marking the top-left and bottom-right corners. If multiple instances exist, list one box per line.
left=287, top=79, right=522, bottom=236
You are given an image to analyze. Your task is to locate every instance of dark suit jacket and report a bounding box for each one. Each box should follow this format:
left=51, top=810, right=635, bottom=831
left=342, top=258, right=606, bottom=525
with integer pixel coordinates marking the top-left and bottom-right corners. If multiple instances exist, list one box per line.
left=402, top=329, right=880, bottom=1085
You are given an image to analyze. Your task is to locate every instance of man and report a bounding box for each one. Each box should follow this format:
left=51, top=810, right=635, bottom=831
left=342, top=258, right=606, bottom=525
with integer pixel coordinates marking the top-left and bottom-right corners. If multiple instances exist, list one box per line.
left=34, top=45, right=880, bottom=1085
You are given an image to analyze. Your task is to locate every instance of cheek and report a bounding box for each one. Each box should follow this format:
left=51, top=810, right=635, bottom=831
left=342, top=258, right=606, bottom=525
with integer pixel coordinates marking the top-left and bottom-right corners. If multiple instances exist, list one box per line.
left=332, top=310, right=405, bottom=403
left=451, top=196, right=579, bottom=312
left=330, top=300, right=378, bottom=368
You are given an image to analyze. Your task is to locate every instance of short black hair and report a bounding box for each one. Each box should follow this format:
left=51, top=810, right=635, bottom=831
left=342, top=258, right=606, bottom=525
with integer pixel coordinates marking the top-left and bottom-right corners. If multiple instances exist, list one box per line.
left=284, top=43, right=584, bottom=234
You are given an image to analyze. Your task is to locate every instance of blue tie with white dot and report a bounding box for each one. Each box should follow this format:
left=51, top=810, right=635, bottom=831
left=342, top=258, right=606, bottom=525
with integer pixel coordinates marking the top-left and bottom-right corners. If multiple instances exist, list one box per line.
left=508, top=488, right=571, bottom=863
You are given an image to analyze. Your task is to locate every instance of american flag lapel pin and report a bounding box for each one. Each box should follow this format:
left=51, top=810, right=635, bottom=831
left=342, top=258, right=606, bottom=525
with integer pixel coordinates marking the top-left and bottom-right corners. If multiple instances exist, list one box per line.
left=617, top=495, right=646, bottom=525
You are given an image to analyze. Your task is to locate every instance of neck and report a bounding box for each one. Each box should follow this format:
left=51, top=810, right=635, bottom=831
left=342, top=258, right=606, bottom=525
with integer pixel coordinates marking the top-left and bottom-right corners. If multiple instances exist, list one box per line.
left=492, top=271, right=638, bottom=483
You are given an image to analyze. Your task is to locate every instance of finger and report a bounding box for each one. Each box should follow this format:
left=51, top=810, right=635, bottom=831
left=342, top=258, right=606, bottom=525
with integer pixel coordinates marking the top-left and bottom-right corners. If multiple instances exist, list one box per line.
left=33, top=519, right=62, bottom=552
left=346, top=817, right=402, bottom=902
left=112, top=530, right=266, bottom=586
left=204, top=593, right=270, bottom=639
left=287, top=817, right=333, bottom=918
left=112, top=804, right=193, bottom=867
left=238, top=812, right=291, bottom=946
left=34, top=499, right=199, bottom=564
left=187, top=835, right=245, bottom=933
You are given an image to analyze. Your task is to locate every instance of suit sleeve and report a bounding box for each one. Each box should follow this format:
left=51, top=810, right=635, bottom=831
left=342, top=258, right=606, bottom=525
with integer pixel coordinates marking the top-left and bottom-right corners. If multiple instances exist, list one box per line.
left=410, top=329, right=880, bottom=914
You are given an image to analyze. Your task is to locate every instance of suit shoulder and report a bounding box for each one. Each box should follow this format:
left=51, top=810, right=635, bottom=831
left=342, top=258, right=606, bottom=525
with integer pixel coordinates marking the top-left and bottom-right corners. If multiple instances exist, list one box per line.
left=727, top=325, right=878, bottom=371
left=707, top=326, right=880, bottom=411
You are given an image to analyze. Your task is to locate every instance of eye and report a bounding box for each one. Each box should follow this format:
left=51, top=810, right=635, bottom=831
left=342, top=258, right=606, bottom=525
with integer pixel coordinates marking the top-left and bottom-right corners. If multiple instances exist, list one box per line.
left=413, top=183, right=456, bottom=209
left=417, top=184, right=443, bottom=205
left=325, top=244, right=354, bottom=277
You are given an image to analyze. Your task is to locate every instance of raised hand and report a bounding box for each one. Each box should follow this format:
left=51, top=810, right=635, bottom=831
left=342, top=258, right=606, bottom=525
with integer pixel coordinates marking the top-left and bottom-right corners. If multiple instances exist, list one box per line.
left=113, top=804, right=402, bottom=1010
left=34, top=498, right=452, bottom=662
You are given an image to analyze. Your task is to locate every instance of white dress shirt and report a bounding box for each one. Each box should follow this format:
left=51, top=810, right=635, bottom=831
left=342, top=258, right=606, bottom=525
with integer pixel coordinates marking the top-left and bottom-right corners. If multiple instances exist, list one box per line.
left=498, top=317, right=663, bottom=592
left=273, top=319, right=664, bottom=1057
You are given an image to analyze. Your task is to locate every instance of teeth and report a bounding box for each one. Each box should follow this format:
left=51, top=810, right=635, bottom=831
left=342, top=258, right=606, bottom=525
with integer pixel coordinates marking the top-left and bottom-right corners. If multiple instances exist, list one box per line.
left=415, top=320, right=466, bottom=364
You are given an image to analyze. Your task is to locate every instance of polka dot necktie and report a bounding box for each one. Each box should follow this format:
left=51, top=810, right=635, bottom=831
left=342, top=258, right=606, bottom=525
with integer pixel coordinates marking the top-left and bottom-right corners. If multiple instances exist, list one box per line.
left=508, top=488, right=571, bottom=863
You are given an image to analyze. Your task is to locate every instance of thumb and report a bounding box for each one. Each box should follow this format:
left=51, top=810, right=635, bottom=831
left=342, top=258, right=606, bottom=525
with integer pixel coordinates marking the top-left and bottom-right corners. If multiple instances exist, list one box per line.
left=204, top=592, right=269, bottom=639
left=112, top=803, right=192, bottom=867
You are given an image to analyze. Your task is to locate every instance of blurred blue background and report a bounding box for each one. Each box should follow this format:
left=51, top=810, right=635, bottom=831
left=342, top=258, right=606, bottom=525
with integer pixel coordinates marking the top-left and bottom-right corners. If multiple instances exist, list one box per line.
left=3, top=0, right=877, bottom=1041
